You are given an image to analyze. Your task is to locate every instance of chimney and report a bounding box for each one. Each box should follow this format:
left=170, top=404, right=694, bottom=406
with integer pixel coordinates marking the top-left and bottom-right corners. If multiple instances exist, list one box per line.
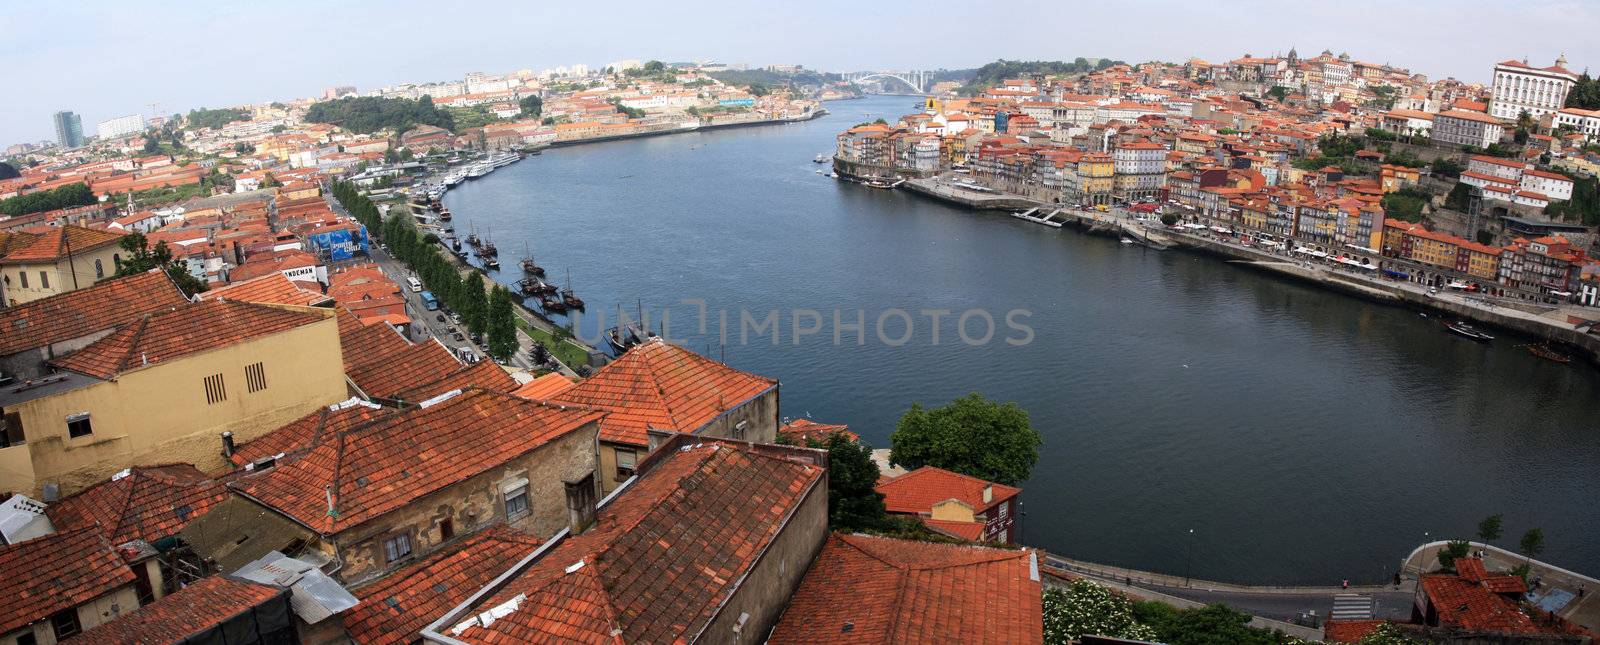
left=564, top=473, right=597, bottom=535
left=982, top=484, right=993, bottom=505
left=220, top=431, right=235, bottom=458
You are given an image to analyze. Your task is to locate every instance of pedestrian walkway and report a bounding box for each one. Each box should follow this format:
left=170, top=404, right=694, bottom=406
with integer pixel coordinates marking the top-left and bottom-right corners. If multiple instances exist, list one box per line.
left=1331, top=594, right=1374, bottom=621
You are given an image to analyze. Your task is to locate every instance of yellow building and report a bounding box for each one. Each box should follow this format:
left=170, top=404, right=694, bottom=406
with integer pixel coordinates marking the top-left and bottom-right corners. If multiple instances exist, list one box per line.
left=1078, top=153, right=1114, bottom=205
left=0, top=226, right=126, bottom=306
left=0, top=300, right=347, bottom=497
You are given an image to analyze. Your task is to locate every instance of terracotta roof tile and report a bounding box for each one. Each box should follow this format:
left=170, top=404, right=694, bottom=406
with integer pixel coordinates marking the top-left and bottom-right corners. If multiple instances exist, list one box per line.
left=0, top=527, right=137, bottom=634
left=510, top=372, right=577, bottom=400
left=0, top=270, right=187, bottom=356
left=50, top=299, right=326, bottom=379
left=778, top=418, right=859, bottom=444
left=392, top=359, right=518, bottom=403
left=62, top=575, right=284, bottom=644
left=336, top=309, right=463, bottom=399
left=229, top=388, right=601, bottom=534
left=449, top=441, right=823, bottom=643
left=343, top=525, right=544, bottom=645
left=1323, top=619, right=1386, bottom=643
left=228, top=400, right=386, bottom=467
left=0, top=225, right=124, bottom=263
left=876, top=466, right=1020, bottom=516
left=202, top=272, right=334, bottom=307
left=47, top=464, right=230, bottom=545
left=768, top=533, right=1042, bottom=644
left=552, top=339, right=776, bottom=446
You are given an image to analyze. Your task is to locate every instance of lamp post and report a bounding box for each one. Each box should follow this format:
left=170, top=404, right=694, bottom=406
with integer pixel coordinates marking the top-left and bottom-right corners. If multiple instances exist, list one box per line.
left=1184, top=528, right=1196, bottom=587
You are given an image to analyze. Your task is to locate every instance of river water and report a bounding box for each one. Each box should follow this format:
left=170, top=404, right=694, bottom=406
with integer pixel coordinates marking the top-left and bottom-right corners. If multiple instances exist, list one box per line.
left=444, top=95, right=1600, bottom=585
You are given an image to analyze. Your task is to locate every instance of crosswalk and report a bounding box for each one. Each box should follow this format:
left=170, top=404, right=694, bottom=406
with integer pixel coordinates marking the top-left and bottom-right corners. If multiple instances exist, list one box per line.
left=1332, top=594, right=1374, bottom=621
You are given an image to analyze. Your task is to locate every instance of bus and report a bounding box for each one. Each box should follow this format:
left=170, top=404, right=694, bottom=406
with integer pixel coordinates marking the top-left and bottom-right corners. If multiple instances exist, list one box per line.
left=420, top=291, right=439, bottom=311
left=408, top=276, right=423, bottom=292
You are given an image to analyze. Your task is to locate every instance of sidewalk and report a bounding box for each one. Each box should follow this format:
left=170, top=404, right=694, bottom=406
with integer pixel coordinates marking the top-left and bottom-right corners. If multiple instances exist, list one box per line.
left=1401, top=541, right=1598, bottom=631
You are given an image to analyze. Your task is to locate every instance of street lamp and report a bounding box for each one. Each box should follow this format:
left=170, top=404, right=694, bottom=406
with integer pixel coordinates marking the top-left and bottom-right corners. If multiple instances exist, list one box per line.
left=1184, top=528, right=1196, bottom=587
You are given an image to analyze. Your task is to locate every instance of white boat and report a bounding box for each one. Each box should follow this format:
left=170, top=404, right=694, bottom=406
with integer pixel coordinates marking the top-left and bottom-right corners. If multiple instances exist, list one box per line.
left=812, top=154, right=829, bottom=163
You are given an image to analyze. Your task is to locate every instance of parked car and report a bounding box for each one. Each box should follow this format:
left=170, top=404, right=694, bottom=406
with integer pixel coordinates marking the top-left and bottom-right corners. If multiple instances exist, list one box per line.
left=452, top=332, right=466, bottom=342
left=436, top=314, right=446, bottom=322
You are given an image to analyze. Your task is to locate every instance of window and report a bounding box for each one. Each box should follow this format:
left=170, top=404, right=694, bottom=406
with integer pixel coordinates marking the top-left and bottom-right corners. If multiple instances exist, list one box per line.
left=94, top=258, right=104, bottom=278
left=16, top=631, right=37, bottom=645
left=39, top=271, right=48, bottom=289
left=245, top=362, right=267, bottom=393
left=439, top=517, right=454, bottom=541
left=50, top=608, right=80, bottom=640
left=998, top=501, right=1009, bottom=519
left=1, top=411, right=24, bottom=448
left=204, top=373, right=227, bottom=404
left=66, top=413, right=92, bottom=439
left=504, top=484, right=530, bottom=519
left=19, top=271, right=26, bottom=289
left=615, top=449, right=638, bottom=480
left=382, top=534, right=412, bottom=563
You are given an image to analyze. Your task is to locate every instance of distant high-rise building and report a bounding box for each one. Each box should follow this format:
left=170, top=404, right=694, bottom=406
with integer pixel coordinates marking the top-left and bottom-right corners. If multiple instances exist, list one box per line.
left=1489, top=55, right=1578, bottom=121
left=53, top=111, right=84, bottom=148
left=96, top=114, right=146, bottom=140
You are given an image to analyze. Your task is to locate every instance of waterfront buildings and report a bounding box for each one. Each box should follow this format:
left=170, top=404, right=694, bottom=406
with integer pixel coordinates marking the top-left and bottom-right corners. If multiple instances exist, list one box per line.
left=877, top=466, right=1022, bottom=543
left=52, top=110, right=83, bottom=148
left=1489, top=57, right=1577, bottom=121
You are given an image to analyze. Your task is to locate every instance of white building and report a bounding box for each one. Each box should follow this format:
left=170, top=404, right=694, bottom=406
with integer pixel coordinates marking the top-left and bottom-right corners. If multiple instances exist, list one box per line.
left=96, top=114, right=145, bottom=140
left=1552, top=107, right=1600, bottom=141
left=1431, top=110, right=1507, bottom=148
left=1489, top=56, right=1578, bottom=121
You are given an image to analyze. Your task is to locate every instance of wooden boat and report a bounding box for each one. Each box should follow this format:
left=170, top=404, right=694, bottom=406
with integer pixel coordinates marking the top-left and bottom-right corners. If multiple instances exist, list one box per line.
left=540, top=293, right=567, bottom=313
left=1526, top=343, right=1572, bottom=364
left=520, top=243, right=545, bottom=276
left=562, top=269, right=584, bottom=309
left=1443, top=320, right=1494, bottom=342
left=482, top=257, right=500, bottom=270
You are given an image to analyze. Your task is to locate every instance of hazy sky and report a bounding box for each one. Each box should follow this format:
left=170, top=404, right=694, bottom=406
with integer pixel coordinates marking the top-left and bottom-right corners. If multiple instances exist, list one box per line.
left=5, top=0, right=1598, bottom=146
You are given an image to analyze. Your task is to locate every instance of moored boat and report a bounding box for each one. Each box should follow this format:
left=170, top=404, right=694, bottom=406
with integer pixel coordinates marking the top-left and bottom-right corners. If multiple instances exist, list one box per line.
left=1443, top=320, right=1494, bottom=342
left=1526, top=343, right=1572, bottom=364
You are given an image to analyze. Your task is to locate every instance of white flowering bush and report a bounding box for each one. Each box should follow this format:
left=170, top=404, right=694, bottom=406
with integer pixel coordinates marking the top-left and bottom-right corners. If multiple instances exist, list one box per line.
left=1043, top=579, right=1159, bottom=643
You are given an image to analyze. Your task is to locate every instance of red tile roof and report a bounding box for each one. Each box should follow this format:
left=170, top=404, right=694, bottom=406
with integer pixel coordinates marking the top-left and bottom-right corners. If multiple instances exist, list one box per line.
left=551, top=339, right=776, bottom=446
left=1323, top=619, right=1386, bottom=643
left=229, top=388, right=601, bottom=534
left=202, top=272, right=333, bottom=307
left=342, top=525, right=544, bottom=645
left=447, top=440, right=824, bottom=643
left=62, top=575, right=284, bottom=644
left=229, top=400, right=386, bottom=467
left=0, top=225, right=124, bottom=263
left=0, top=527, right=137, bottom=635
left=391, top=359, right=518, bottom=403
left=922, top=518, right=986, bottom=541
left=336, top=310, right=463, bottom=399
left=876, top=466, right=1021, bottom=516
left=768, top=533, right=1042, bottom=644
left=510, top=372, right=577, bottom=400
left=778, top=418, right=860, bottom=444
left=47, top=464, right=230, bottom=545
left=51, top=299, right=327, bottom=379
left=0, top=270, right=187, bottom=356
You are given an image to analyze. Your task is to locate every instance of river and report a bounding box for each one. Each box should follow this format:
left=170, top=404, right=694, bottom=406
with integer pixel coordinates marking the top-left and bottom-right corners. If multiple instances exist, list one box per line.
left=443, top=95, right=1600, bottom=585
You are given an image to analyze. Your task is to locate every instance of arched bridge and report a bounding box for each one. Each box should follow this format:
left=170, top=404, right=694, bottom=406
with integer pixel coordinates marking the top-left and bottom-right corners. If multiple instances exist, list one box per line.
left=844, top=70, right=931, bottom=94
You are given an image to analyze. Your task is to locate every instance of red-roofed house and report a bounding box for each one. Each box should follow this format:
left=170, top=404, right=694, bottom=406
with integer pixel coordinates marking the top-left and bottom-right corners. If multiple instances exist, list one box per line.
left=422, top=434, right=828, bottom=645
left=876, top=466, right=1022, bottom=543
left=0, top=270, right=188, bottom=380
left=226, top=388, right=603, bottom=585
left=551, top=338, right=779, bottom=493
left=1412, top=557, right=1590, bottom=637
left=768, top=533, right=1042, bottom=644
left=60, top=574, right=291, bottom=645
left=779, top=418, right=860, bottom=445
left=0, top=300, right=347, bottom=498
left=0, top=225, right=127, bottom=306
left=0, top=527, right=140, bottom=644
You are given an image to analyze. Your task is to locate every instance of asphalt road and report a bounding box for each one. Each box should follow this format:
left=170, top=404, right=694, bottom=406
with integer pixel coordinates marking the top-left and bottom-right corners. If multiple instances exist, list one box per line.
left=1144, top=584, right=1415, bottom=623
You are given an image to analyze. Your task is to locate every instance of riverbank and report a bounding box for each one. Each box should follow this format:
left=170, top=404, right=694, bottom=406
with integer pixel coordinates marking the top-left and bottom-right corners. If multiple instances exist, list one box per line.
left=890, top=178, right=1600, bottom=368
left=550, top=109, right=826, bottom=148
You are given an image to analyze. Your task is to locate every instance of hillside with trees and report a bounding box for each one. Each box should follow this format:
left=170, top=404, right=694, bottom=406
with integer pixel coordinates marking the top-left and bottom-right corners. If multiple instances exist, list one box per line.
left=184, top=107, right=252, bottom=130
left=304, top=96, right=455, bottom=134
left=958, top=58, right=1128, bottom=95
left=0, top=182, right=96, bottom=216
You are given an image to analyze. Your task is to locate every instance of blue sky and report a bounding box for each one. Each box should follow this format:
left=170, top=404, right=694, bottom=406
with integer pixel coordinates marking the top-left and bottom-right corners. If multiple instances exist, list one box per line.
left=4, top=0, right=1598, bottom=146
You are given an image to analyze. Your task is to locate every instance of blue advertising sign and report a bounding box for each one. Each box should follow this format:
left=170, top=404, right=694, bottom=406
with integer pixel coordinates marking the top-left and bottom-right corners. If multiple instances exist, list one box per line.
left=308, top=226, right=369, bottom=261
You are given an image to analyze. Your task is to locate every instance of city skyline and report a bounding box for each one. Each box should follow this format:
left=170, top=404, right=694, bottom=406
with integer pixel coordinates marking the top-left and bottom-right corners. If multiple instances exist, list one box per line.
left=5, top=0, right=1599, bottom=146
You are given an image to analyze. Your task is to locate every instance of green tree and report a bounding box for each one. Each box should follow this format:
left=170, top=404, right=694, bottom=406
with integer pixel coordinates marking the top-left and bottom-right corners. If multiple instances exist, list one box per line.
left=518, top=95, right=543, bottom=119
left=0, top=182, right=97, bottom=216
left=816, top=433, right=889, bottom=531
left=461, top=272, right=489, bottom=337
left=113, top=232, right=207, bottom=296
left=304, top=96, right=455, bottom=133
left=889, top=393, right=1041, bottom=486
left=0, top=161, right=19, bottom=180
left=1436, top=539, right=1472, bottom=572
left=1132, top=602, right=1287, bottom=645
left=1356, top=623, right=1427, bottom=645
left=1430, top=157, right=1465, bottom=176
left=1519, top=528, right=1545, bottom=562
left=184, top=107, right=251, bottom=130
left=1043, top=580, right=1159, bottom=643
left=486, top=285, right=520, bottom=361
left=1444, top=182, right=1473, bottom=211
left=1477, top=514, right=1503, bottom=544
